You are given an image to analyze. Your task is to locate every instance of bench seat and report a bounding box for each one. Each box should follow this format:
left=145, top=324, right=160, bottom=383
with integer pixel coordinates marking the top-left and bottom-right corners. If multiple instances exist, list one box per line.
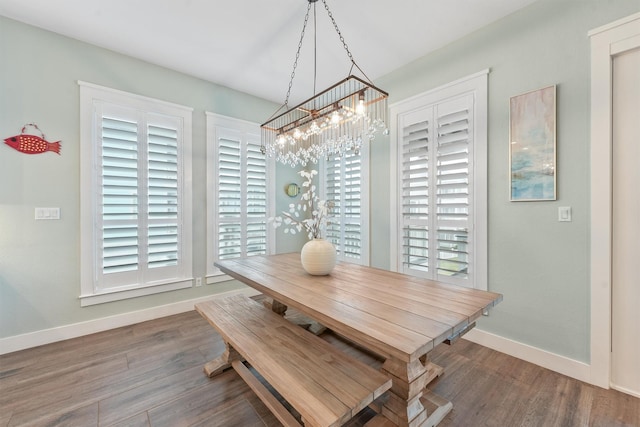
left=195, top=294, right=391, bottom=427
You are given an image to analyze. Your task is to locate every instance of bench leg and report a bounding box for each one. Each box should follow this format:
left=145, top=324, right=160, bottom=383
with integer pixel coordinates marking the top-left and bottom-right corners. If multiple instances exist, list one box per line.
left=204, top=342, right=243, bottom=378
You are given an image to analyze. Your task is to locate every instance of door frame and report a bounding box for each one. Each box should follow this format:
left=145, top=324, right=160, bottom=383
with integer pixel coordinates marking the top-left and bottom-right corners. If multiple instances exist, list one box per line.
left=589, top=12, right=640, bottom=389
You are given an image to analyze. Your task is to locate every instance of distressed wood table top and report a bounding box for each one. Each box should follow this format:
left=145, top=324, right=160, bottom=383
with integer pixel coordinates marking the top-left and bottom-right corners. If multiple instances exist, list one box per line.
left=215, top=253, right=502, bottom=363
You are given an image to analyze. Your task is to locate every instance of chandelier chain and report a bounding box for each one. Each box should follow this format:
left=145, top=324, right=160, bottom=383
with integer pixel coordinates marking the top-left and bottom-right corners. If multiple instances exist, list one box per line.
left=321, top=0, right=353, bottom=63
left=282, top=0, right=374, bottom=109
left=283, top=1, right=313, bottom=108
left=321, top=0, right=375, bottom=84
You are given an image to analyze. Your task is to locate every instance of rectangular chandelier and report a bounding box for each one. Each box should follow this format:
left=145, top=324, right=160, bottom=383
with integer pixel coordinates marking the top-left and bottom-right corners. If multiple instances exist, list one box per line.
left=261, top=75, right=388, bottom=167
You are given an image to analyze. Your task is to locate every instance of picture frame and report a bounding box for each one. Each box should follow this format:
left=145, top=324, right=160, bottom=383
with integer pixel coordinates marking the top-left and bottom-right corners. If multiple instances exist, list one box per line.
left=509, top=85, right=556, bottom=201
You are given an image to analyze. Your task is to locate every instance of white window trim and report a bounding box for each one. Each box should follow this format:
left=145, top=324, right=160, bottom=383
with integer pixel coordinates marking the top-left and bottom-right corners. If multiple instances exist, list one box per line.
left=389, top=70, right=488, bottom=290
left=205, top=112, right=275, bottom=282
left=319, top=143, right=370, bottom=266
left=79, top=81, right=193, bottom=306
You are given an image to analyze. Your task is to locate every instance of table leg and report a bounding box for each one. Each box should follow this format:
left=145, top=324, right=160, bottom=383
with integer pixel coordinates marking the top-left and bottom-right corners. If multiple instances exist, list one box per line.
left=367, top=354, right=452, bottom=427
left=271, top=299, right=288, bottom=316
left=203, top=341, right=243, bottom=378
left=262, top=298, right=288, bottom=315
left=264, top=298, right=327, bottom=335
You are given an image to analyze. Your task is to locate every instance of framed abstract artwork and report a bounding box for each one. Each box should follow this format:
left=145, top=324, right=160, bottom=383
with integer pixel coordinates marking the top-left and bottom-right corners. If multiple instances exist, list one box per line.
left=509, top=85, right=556, bottom=201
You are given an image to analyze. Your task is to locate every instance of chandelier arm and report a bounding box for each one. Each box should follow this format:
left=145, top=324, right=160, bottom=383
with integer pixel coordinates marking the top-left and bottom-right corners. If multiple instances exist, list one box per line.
left=283, top=1, right=313, bottom=108
left=321, top=0, right=374, bottom=85
left=350, top=61, right=375, bottom=85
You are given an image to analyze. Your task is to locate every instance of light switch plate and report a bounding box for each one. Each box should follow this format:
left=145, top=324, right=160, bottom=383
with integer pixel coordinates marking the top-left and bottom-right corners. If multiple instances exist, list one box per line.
left=558, top=206, right=572, bottom=222
left=35, top=207, right=60, bottom=220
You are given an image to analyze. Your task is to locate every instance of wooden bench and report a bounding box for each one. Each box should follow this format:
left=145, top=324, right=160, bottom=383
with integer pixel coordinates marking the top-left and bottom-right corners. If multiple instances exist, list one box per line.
left=195, top=294, right=392, bottom=427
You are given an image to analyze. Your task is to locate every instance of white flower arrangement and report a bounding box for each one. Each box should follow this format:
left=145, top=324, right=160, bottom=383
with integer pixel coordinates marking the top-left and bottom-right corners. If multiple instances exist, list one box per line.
left=270, top=170, right=334, bottom=240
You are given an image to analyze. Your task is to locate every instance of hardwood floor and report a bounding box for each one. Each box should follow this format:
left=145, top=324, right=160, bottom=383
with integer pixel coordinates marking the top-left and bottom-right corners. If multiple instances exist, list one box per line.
left=1, top=301, right=638, bottom=427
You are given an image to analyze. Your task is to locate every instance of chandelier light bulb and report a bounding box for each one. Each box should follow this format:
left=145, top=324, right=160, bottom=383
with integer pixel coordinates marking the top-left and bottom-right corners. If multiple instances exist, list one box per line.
left=331, top=110, right=341, bottom=125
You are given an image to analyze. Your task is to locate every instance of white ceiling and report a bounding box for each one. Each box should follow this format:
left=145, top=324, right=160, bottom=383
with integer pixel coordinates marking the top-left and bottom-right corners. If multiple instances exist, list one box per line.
left=0, top=0, right=538, bottom=105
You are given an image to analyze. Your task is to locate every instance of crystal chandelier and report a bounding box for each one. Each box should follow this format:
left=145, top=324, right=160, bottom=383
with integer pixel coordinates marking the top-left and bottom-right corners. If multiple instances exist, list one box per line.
left=261, top=0, right=389, bottom=167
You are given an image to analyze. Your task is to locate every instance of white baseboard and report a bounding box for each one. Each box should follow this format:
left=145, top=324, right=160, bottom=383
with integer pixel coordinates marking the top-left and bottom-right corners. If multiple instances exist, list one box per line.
left=463, top=328, right=597, bottom=386
left=610, top=383, right=640, bottom=399
left=2, top=296, right=605, bottom=391
left=0, top=287, right=261, bottom=355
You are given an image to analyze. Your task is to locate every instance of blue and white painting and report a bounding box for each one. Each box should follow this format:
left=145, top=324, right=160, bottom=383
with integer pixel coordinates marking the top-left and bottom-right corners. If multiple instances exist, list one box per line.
left=510, top=85, right=556, bottom=201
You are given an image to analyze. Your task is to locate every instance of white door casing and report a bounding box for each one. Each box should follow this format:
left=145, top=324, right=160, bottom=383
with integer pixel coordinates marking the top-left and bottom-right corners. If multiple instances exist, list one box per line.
left=611, top=46, right=640, bottom=398
left=589, top=12, right=640, bottom=391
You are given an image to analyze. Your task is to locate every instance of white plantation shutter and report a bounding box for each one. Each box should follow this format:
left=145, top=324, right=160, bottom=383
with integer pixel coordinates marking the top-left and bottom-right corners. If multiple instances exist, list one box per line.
left=207, top=113, right=273, bottom=277
left=97, top=106, right=186, bottom=289
left=321, top=147, right=369, bottom=265
left=215, top=134, right=268, bottom=260
left=396, top=85, right=477, bottom=287
left=80, top=82, right=193, bottom=305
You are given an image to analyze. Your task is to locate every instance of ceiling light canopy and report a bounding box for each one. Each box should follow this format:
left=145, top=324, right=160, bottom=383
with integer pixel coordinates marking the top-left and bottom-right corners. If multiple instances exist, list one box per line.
left=261, top=0, right=389, bottom=167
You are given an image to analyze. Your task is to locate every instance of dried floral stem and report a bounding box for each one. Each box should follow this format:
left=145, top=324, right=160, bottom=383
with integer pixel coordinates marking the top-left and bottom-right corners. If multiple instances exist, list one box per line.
left=269, top=169, right=333, bottom=240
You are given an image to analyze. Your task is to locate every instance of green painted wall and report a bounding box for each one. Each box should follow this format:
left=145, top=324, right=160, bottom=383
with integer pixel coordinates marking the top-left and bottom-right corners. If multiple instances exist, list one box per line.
left=0, top=15, right=280, bottom=339
left=370, top=0, right=640, bottom=363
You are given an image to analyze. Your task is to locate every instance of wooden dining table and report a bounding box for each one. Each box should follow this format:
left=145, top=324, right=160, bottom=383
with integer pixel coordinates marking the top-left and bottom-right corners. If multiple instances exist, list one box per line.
left=214, top=253, right=502, bottom=427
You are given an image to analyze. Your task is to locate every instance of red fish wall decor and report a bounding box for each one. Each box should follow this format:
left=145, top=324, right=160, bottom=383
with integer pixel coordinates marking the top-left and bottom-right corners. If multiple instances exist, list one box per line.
left=4, top=123, right=61, bottom=155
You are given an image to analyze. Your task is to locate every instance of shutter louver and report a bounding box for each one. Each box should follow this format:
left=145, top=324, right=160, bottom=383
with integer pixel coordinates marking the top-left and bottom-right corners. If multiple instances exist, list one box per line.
left=343, top=154, right=362, bottom=259
left=401, top=116, right=431, bottom=274
left=101, top=117, right=139, bottom=275
left=247, top=143, right=267, bottom=219
left=326, top=158, right=342, bottom=256
left=246, top=141, right=268, bottom=256
left=218, top=137, right=242, bottom=260
left=325, top=151, right=364, bottom=261
left=218, top=138, right=242, bottom=217
left=436, top=105, right=470, bottom=280
left=147, top=123, right=179, bottom=268
left=246, top=222, right=267, bottom=256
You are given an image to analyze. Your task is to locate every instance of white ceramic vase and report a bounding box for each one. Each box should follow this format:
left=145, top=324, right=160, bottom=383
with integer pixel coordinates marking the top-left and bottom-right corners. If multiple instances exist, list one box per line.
left=300, top=238, right=337, bottom=275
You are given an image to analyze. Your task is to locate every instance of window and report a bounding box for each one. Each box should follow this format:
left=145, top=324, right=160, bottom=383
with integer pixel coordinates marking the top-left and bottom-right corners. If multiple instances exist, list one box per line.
left=390, top=71, right=488, bottom=289
left=79, top=82, right=193, bottom=306
left=206, top=113, right=274, bottom=279
left=320, top=144, right=370, bottom=265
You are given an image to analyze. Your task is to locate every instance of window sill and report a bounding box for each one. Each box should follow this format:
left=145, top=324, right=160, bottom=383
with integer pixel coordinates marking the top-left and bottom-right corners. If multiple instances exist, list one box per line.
left=79, top=279, right=192, bottom=307
left=205, top=272, right=236, bottom=285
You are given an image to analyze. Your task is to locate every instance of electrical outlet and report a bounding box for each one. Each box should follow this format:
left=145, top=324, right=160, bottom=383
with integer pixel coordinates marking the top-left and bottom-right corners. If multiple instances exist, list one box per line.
left=195, top=277, right=203, bottom=287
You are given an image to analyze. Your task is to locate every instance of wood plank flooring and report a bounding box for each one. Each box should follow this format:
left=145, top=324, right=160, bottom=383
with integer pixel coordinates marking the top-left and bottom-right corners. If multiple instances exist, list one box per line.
left=1, top=300, right=638, bottom=427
